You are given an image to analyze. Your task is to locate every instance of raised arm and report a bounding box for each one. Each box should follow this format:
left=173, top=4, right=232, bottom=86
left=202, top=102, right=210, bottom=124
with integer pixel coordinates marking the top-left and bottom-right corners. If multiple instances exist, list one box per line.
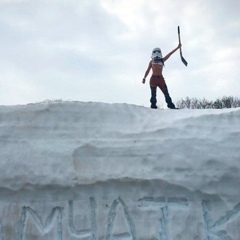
left=163, top=43, right=181, bottom=62
left=142, top=61, right=152, bottom=84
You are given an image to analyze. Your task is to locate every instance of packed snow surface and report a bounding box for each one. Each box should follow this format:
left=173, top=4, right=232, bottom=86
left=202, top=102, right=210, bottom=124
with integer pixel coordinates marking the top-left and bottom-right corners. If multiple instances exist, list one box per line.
left=0, top=101, right=239, bottom=240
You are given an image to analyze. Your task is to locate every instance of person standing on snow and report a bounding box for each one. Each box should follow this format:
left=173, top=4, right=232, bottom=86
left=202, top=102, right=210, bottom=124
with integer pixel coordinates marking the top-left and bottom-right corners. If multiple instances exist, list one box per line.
left=142, top=44, right=181, bottom=109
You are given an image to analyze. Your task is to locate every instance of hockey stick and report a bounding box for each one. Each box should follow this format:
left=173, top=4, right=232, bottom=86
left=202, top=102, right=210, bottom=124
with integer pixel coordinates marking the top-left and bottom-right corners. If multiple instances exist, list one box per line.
left=178, top=26, right=188, bottom=66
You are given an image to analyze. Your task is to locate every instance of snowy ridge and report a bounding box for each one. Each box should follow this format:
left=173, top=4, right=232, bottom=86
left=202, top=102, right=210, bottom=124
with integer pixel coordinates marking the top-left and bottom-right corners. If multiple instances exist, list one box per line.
left=0, top=102, right=239, bottom=191
left=0, top=102, right=239, bottom=239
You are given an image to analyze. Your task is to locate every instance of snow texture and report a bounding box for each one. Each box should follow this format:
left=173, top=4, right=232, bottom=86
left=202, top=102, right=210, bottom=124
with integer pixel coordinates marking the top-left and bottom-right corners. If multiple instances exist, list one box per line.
left=0, top=101, right=239, bottom=240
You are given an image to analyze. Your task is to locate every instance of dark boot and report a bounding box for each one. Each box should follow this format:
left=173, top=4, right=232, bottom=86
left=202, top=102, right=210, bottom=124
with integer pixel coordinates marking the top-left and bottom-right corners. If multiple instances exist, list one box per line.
left=151, top=104, right=158, bottom=109
left=162, top=85, right=176, bottom=109
left=166, top=97, right=176, bottom=109
left=150, top=86, right=157, bottom=109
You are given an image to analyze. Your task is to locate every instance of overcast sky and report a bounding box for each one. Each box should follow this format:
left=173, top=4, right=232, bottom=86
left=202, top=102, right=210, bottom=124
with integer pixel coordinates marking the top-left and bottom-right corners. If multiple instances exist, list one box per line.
left=0, top=0, right=239, bottom=107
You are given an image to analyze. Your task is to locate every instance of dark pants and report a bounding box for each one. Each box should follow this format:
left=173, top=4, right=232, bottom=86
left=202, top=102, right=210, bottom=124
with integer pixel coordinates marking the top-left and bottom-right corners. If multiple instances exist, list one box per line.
left=149, top=75, right=175, bottom=109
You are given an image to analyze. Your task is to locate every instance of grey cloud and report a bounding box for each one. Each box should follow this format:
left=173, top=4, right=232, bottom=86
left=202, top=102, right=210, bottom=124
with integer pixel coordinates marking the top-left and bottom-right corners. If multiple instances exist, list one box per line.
left=0, top=0, right=239, bottom=105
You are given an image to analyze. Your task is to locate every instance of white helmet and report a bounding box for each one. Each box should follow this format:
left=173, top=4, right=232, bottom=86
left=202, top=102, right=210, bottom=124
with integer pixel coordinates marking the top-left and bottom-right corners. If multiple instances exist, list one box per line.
left=151, top=47, right=162, bottom=60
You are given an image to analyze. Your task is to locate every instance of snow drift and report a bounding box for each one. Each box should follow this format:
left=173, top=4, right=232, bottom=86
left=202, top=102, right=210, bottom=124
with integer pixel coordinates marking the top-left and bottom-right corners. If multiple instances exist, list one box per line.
left=0, top=101, right=239, bottom=240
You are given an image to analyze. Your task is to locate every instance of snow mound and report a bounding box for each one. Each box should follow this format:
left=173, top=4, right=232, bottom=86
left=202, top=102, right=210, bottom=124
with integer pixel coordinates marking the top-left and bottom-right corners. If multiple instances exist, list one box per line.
left=0, top=101, right=239, bottom=239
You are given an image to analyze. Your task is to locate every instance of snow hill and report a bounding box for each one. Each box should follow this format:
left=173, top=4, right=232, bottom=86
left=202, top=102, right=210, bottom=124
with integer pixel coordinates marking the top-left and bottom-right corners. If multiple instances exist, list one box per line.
left=0, top=101, right=239, bottom=240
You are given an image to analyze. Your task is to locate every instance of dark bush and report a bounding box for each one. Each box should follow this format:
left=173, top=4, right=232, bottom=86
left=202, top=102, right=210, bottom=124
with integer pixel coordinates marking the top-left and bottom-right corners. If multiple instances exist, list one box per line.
left=176, top=96, right=240, bottom=109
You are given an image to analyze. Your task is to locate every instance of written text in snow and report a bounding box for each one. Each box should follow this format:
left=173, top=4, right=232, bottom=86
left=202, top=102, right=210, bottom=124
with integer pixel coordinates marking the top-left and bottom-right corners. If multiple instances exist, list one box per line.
left=0, top=195, right=239, bottom=240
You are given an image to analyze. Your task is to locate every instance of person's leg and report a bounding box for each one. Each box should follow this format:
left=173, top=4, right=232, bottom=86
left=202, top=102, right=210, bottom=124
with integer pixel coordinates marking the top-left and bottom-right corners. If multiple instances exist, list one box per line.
left=150, top=86, right=157, bottom=109
left=159, top=84, right=176, bottom=109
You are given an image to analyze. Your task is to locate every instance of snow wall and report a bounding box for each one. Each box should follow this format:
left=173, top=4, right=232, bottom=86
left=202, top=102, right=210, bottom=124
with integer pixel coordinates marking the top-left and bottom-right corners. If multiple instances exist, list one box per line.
left=0, top=101, right=240, bottom=240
